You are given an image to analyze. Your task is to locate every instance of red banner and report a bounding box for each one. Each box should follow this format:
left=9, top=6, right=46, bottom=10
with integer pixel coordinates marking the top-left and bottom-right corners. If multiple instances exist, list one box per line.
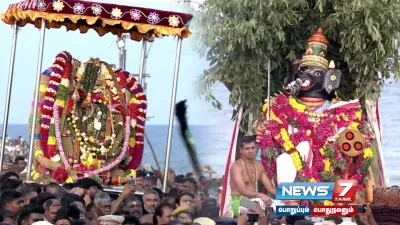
left=311, top=206, right=357, bottom=217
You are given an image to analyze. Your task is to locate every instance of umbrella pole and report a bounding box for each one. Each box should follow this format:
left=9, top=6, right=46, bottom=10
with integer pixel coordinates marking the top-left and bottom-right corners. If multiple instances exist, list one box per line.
left=138, top=41, right=147, bottom=84
left=162, top=38, right=183, bottom=192
left=0, top=24, right=19, bottom=172
left=27, top=18, right=46, bottom=180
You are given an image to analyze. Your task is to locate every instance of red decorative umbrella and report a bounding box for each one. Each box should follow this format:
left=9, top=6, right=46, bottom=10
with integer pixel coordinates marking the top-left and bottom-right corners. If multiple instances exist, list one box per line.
left=1, top=0, right=193, bottom=41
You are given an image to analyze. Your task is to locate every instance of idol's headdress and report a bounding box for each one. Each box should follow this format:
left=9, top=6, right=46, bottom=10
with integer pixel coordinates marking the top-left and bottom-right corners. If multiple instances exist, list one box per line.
left=299, top=28, right=329, bottom=70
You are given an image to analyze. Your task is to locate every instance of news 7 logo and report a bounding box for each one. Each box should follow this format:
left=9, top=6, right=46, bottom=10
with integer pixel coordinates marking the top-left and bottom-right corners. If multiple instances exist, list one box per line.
left=332, top=180, right=358, bottom=203
left=276, top=180, right=358, bottom=203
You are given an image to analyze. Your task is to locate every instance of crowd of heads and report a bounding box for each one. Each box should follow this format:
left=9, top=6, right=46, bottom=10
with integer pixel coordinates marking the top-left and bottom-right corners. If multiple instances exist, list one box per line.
left=0, top=167, right=225, bottom=225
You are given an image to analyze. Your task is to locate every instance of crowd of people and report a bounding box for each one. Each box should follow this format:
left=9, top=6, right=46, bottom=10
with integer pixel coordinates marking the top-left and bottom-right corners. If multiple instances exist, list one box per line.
left=0, top=156, right=227, bottom=225
left=0, top=157, right=379, bottom=225
left=0, top=135, right=390, bottom=225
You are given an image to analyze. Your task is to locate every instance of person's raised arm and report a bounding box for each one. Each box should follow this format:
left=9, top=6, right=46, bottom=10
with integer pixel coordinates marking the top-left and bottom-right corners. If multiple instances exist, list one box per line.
left=231, top=164, right=259, bottom=199
left=260, top=168, right=276, bottom=196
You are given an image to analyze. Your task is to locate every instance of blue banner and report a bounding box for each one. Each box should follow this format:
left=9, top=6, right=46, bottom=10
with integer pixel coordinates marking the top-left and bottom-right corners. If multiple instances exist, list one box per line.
left=275, top=206, right=312, bottom=216
left=276, top=182, right=335, bottom=200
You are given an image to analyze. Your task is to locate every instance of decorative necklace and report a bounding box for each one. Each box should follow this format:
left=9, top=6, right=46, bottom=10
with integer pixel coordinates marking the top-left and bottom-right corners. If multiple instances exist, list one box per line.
left=242, top=158, right=257, bottom=191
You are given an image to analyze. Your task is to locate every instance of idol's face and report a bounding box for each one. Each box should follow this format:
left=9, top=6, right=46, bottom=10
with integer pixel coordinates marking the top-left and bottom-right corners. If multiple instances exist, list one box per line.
left=297, top=66, right=326, bottom=92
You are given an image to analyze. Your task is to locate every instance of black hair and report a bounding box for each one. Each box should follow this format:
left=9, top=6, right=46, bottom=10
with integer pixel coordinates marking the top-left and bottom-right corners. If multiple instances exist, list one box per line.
left=175, top=192, right=195, bottom=205
left=14, top=156, right=25, bottom=164
left=136, top=170, right=146, bottom=178
left=61, top=193, right=84, bottom=207
left=22, top=183, right=43, bottom=195
left=122, top=195, right=141, bottom=206
left=55, top=206, right=71, bottom=223
left=170, top=221, right=184, bottom=225
left=67, top=205, right=81, bottom=220
left=71, top=220, right=86, bottom=225
left=29, top=197, right=38, bottom=205
left=239, top=136, right=256, bottom=148
left=183, top=178, right=197, bottom=192
left=62, top=183, right=75, bottom=190
left=46, top=182, right=60, bottom=189
left=152, top=188, right=164, bottom=200
left=17, top=204, right=45, bottom=225
left=0, top=171, right=19, bottom=182
left=324, top=216, right=343, bottom=224
left=153, top=203, right=174, bottom=225
left=175, top=175, right=185, bottom=183
left=285, top=216, right=305, bottom=225
left=0, top=179, right=22, bottom=191
left=123, top=216, right=140, bottom=225
left=0, top=190, right=22, bottom=208
left=75, top=178, right=100, bottom=190
left=0, top=209, right=15, bottom=222
left=269, top=221, right=282, bottom=225
left=36, top=192, right=57, bottom=207
left=114, top=209, right=130, bottom=216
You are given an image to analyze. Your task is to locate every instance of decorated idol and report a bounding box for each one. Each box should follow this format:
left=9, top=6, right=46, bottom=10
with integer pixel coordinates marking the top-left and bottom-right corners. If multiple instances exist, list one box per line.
left=29, top=51, right=146, bottom=185
left=255, top=29, right=376, bottom=205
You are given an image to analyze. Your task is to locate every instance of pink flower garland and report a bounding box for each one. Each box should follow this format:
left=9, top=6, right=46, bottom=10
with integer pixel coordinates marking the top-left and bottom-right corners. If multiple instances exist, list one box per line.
left=53, top=104, right=131, bottom=178
left=86, top=117, right=131, bottom=177
left=53, top=103, right=71, bottom=168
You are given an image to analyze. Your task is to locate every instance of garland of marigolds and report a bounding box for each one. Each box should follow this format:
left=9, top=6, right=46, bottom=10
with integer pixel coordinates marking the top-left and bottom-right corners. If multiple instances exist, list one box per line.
left=257, top=94, right=374, bottom=205
left=31, top=52, right=147, bottom=184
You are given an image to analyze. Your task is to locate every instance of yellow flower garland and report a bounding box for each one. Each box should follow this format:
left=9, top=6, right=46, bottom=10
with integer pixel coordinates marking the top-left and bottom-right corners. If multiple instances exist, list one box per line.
left=289, top=96, right=307, bottom=112
left=363, top=147, right=374, bottom=159
left=262, top=102, right=282, bottom=124
left=280, top=128, right=294, bottom=150
left=263, top=96, right=308, bottom=172
left=323, top=159, right=331, bottom=171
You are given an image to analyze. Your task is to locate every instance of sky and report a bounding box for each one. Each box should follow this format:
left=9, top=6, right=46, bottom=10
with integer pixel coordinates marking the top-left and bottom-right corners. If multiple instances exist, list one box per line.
left=0, top=0, right=229, bottom=125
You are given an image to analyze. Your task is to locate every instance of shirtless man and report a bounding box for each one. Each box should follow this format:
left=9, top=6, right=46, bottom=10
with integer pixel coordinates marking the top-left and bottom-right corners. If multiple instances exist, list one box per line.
left=230, top=136, right=276, bottom=217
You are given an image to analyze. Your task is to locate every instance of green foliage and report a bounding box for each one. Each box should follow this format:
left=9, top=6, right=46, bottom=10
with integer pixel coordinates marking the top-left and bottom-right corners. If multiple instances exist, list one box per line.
left=194, top=0, right=400, bottom=129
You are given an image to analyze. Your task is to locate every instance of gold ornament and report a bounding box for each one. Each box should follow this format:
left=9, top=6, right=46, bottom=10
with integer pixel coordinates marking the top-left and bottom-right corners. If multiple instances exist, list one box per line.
left=338, top=129, right=365, bottom=157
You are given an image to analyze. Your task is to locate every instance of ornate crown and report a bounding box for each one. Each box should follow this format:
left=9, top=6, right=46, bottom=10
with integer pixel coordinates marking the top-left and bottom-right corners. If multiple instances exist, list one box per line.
left=299, top=28, right=329, bottom=70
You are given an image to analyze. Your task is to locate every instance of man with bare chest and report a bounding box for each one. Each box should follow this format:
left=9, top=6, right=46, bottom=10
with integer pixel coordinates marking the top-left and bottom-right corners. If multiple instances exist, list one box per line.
left=230, top=136, right=276, bottom=217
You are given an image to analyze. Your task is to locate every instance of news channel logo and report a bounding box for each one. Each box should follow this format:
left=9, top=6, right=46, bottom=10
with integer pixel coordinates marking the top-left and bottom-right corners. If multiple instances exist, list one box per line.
left=276, top=181, right=357, bottom=203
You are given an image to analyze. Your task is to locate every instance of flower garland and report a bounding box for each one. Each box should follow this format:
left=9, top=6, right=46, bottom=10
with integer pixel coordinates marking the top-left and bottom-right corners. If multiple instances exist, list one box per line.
left=40, top=52, right=71, bottom=158
left=47, top=59, right=72, bottom=163
left=33, top=54, right=147, bottom=183
left=258, top=94, right=374, bottom=189
left=119, top=71, right=147, bottom=169
left=54, top=103, right=132, bottom=181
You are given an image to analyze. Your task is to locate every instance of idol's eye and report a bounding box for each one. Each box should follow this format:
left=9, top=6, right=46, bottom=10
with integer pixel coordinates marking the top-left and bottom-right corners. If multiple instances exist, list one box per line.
left=314, top=71, right=321, bottom=77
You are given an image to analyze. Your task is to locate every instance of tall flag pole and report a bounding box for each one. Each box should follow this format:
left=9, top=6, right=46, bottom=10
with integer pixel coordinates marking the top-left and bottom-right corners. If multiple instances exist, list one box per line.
left=219, top=106, right=243, bottom=217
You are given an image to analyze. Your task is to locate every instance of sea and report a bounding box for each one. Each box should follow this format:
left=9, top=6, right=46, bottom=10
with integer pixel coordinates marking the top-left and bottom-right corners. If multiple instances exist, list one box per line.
left=1, top=79, right=400, bottom=185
